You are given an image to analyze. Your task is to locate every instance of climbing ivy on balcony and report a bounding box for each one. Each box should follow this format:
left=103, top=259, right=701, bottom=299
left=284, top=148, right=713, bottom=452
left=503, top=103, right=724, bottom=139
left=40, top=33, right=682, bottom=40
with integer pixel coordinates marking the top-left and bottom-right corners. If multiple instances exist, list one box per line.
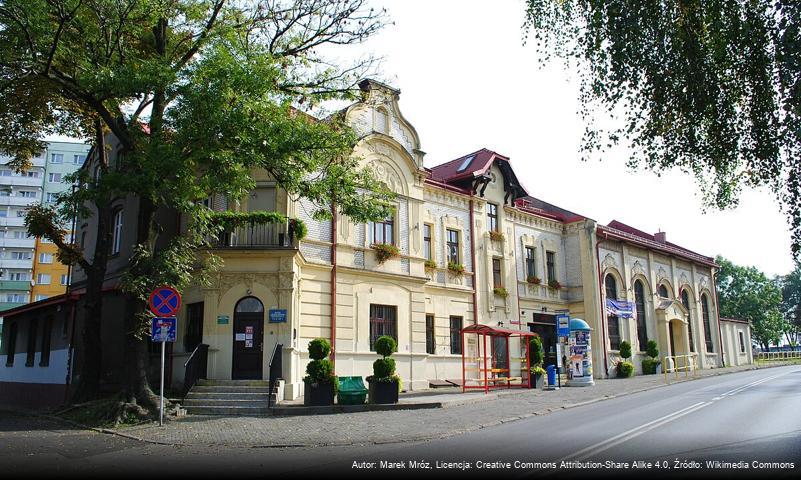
left=209, top=211, right=307, bottom=240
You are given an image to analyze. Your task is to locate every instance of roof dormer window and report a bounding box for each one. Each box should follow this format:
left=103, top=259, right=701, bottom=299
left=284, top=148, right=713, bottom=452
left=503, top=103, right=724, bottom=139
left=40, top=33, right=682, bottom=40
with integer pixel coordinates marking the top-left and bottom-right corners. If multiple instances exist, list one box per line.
left=456, top=154, right=475, bottom=173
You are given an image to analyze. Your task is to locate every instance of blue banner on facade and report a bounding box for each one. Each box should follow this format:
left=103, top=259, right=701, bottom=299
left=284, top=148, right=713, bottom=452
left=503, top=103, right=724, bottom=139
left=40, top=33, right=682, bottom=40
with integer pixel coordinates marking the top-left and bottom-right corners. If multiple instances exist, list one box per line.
left=606, top=299, right=634, bottom=318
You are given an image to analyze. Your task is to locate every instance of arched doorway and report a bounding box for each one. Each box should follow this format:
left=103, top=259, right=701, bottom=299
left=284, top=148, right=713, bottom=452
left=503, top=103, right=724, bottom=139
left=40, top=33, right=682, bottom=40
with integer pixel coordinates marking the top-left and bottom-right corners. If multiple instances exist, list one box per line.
left=232, top=296, right=264, bottom=380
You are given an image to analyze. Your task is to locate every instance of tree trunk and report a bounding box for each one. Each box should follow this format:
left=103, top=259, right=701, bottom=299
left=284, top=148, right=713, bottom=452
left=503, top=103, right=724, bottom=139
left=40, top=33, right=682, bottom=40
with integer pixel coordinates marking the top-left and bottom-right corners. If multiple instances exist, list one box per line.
left=71, top=121, right=112, bottom=402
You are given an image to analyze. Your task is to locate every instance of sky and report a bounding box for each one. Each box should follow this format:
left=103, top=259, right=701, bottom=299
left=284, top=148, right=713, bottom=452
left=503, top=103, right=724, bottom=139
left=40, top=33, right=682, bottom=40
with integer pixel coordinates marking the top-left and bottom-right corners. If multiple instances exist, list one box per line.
left=347, top=0, right=793, bottom=277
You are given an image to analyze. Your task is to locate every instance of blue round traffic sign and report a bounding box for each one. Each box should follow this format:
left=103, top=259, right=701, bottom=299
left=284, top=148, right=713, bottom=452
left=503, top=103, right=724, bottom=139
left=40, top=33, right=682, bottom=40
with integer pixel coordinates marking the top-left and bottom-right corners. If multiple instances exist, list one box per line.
left=149, top=286, right=181, bottom=316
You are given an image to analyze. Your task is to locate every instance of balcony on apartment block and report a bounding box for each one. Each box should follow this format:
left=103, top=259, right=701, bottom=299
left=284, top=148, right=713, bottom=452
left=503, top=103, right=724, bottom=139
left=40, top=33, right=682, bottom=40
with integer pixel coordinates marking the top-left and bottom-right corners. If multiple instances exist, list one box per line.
left=0, top=237, right=36, bottom=249
left=0, top=217, right=26, bottom=227
left=0, top=196, right=40, bottom=207
left=0, top=259, right=34, bottom=269
left=0, top=176, right=44, bottom=188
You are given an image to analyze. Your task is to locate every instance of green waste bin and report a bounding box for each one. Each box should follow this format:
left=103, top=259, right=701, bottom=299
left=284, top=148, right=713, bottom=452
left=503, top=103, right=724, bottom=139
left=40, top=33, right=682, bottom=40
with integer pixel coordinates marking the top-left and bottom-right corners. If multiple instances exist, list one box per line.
left=338, top=376, right=367, bottom=405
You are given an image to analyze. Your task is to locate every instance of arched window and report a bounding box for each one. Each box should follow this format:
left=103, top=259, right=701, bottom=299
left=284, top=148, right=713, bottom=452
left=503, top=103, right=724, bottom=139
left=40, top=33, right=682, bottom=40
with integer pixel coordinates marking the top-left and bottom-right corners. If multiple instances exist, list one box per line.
left=111, top=208, right=124, bottom=255
left=235, top=296, right=264, bottom=313
left=658, top=284, right=669, bottom=298
left=701, top=293, right=714, bottom=352
left=634, top=280, right=648, bottom=351
left=681, top=289, right=695, bottom=353
left=605, top=275, right=620, bottom=350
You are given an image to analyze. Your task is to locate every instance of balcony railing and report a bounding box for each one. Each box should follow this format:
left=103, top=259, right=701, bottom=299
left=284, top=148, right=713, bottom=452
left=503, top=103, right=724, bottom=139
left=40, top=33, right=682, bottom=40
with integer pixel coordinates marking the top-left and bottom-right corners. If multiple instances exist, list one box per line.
left=209, top=222, right=297, bottom=249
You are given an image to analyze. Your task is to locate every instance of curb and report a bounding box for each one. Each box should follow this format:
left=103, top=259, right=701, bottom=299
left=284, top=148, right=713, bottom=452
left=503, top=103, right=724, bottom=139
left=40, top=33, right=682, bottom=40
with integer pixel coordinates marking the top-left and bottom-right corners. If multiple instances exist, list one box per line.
left=5, top=363, right=792, bottom=449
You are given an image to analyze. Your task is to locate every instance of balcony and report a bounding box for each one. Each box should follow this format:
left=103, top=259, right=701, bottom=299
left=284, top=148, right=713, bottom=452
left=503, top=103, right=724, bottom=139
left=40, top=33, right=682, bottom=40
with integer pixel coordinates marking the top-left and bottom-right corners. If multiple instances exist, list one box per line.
left=0, top=259, right=34, bottom=269
left=0, top=301, right=27, bottom=311
left=0, top=217, right=25, bottom=227
left=0, top=280, right=31, bottom=291
left=0, top=176, right=44, bottom=187
left=208, top=223, right=298, bottom=249
left=0, top=196, right=39, bottom=207
left=0, top=238, right=36, bottom=248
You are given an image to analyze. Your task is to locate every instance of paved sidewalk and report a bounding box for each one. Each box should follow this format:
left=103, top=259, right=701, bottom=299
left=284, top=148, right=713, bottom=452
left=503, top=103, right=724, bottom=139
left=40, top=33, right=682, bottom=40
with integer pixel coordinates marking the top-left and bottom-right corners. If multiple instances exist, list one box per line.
left=114, top=362, right=785, bottom=448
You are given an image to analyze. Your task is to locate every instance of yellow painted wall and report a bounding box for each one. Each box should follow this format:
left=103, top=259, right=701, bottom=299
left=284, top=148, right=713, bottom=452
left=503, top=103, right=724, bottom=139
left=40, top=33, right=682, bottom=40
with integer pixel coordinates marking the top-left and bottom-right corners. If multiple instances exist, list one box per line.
left=31, top=239, right=70, bottom=299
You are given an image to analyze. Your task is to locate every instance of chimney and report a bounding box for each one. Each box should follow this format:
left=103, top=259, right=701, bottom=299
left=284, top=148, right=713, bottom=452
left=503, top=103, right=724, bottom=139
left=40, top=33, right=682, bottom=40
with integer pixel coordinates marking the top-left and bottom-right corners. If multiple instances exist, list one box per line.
left=654, top=231, right=666, bottom=243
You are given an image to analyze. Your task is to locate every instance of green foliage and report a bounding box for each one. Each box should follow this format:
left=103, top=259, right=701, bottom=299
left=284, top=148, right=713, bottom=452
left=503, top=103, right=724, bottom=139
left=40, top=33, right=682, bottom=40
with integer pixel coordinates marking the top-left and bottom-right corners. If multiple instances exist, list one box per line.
left=209, top=211, right=307, bottom=240
left=641, top=358, right=659, bottom=375
left=616, top=361, right=635, bottom=378
left=779, top=263, right=801, bottom=344
left=523, top=0, right=801, bottom=259
left=372, top=358, right=396, bottom=379
left=371, top=243, right=400, bottom=264
left=646, top=340, right=659, bottom=360
left=716, top=255, right=787, bottom=348
left=619, top=340, right=632, bottom=360
left=493, top=287, right=509, bottom=298
left=374, top=335, right=397, bottom=358
left=447, top=262, right=465, bottom=277
left=530, top=365, right=546, bottom=376
left=308, top=338, right=331, bottom=361
left=530, top=335, right=545, bottom=367
left=305, top=358, right=334, bottom=382
left=489, top=230, right=505, bottom=242
left=548, top=279, right=561, bottom=290
left=527, top=275, right=541, bottom=285
left=424, top=259, right=438, bottom=270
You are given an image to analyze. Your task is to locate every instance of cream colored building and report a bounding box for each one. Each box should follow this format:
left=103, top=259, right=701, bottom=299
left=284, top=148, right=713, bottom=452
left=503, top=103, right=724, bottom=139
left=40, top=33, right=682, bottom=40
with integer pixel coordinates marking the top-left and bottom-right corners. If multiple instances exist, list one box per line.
left=720, top=317, right=753, bottom=366
left=172, top=80, right=730, bottom=399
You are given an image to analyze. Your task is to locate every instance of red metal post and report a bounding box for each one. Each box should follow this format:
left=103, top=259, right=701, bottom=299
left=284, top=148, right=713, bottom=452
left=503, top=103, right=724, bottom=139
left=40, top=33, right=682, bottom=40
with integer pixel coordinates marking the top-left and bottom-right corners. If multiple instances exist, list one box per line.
left=483, top=333, right=488, bottom=394
left=506, top=335, right=511, bottom=389
left=461, top=330, right=466, bottom=393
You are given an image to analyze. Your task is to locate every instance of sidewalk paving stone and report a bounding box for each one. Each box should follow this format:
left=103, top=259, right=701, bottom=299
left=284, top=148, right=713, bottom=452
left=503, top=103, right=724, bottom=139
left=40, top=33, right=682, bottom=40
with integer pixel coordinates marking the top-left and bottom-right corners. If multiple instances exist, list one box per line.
left=114, top=363, right=780, bottom=448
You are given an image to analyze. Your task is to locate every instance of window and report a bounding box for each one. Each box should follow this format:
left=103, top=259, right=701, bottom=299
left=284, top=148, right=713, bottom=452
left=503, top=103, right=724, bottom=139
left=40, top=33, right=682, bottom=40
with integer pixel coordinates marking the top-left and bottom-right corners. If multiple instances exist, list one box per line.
left=0, top=209, right=6, bottom=217
left=739, top=332, right=746, bottom=353
left=24, top=170, right=39, bottom=178
left=681, top=289, right=695, bottom=353
left=60, top=274, right=70, bottom=285
left=425, top=314, right=435, bottom=354
left=35, top=294, right=49, bottom=301
left=456, top=154, right=475, bottom=173
left=606, top=275, right=620, bottom=350
left=112, top=209, right=124, bottom=254
left=15, top=210, right=25, bottom=217
left=6, top=293, right=27, bottom=303
left=40, top=317, right=53, bottom=366
left=658, top=284, right=669, bottom=298
left=46, top=193, right=57, bottom=203
left=184, top=302, right=205, bottom=353
left=48, top=173, right=62, bottom=183
left=80, top=231, right=87, bottom=249
left=370, top=215, right=394, bottom=245
left=701, top=294, right=714, bottom=352
left=546, top=251, right=556, bottom=282
left=5, top=323, right=17, bottom=366
left=8, top=272, right=30, bottom=281
left=450, top=316, right=463, bottom=354
left=446, top=229, right=459, bottom=264
left=0, top=189, right=8, bottom=197
left=525, top=246, right=536, bottom=278
left=12, top=251, right=32, bottom=260
left=487, top=203, right=498, bottom=232
left=50, top=153, right=63, bottom=164
left=16, top=190, right=36, bottom=198
left=634, top=280, right=648, bottom=351
left=36, top=274, right=51, bottom=285
left=369, top=304, right=397, bottom=351
left=492, top=258, right=502, bottom=288
left=73, top=154, right=86, bottom=165
left=13, top=231, right=30, bottom=239
left=26, top=320, right=38, bottom=367
left=423, top=224, right=433, bottom=260
left=38, top=253, right=53, bottom=264
left=0, top=169, right=12, bottom=176
left=374, top=108, right=388, bottom=134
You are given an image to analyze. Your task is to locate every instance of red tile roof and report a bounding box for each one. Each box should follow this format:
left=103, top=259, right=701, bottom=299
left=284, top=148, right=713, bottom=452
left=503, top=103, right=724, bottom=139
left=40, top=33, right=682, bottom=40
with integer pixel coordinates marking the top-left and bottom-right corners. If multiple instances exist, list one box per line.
left=599, top=220, right=717, bottom=267
left=430, top=148, right=506, bottom=183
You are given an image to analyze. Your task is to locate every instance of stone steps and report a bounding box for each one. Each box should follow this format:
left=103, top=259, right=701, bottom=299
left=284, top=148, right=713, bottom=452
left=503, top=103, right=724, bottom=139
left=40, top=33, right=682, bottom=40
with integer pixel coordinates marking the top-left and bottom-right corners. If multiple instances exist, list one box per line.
left=183, top=379, right=277, bottom=416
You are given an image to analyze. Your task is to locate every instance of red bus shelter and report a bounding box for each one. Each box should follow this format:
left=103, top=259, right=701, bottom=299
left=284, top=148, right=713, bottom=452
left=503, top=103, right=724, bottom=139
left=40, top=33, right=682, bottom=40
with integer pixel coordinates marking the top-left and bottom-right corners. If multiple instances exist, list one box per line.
left=461, top=324, right=537, bottom=393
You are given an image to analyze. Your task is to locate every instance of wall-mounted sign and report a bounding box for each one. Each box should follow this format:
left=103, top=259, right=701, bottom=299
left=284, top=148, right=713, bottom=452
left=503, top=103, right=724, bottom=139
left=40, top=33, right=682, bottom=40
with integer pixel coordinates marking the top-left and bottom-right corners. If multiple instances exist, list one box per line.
left=217, top=315, right=229, bottom=325
left=269, top=309, right=287, bottom=323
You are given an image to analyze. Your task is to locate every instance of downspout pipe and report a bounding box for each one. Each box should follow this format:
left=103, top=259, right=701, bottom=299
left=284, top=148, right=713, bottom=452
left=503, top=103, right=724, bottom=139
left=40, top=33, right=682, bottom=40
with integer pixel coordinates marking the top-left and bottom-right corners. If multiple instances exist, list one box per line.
left=595, top=230, right=610, bottom=377
left=330, top=204, right=337, bottom=370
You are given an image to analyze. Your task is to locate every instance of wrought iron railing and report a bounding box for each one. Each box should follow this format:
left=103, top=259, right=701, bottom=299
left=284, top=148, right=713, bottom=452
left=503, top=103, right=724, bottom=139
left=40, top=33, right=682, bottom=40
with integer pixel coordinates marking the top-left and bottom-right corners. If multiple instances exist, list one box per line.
left=182, top=343, right=209, bottom=396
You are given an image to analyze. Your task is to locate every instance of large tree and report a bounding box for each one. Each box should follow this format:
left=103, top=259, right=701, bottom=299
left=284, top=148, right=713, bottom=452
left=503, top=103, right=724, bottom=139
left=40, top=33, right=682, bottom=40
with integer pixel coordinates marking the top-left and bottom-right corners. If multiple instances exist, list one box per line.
left=1, top=0, right=394, bottom=417
left=715, top=256, right=787, bottom=350
left=523, top=1, right=801, bottom=258
left=779, top=263, right=801, bottom=345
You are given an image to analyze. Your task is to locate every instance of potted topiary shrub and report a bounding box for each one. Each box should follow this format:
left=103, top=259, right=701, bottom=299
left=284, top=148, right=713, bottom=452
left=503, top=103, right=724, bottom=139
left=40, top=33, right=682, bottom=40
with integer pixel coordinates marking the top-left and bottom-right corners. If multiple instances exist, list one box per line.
left=303, top=338, right=338, bottom=406
left=641, top=339, right=660, bottom=375
left=367, top=335, right=400, bottom=404
left=616, top=340, right=634, bottom=378
left=529, top=335, right=545, bottom=389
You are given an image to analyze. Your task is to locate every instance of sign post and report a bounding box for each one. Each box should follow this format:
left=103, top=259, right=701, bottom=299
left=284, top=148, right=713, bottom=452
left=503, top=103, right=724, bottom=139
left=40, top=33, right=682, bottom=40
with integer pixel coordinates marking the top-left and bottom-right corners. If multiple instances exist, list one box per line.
left=149, top=286, right=181, bottom=427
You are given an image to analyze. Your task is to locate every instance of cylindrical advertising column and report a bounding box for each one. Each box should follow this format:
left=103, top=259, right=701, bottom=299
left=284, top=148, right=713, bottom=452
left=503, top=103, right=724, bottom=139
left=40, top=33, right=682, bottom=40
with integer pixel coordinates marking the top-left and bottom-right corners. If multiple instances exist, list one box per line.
left=566, top=318, right=595, bottom=387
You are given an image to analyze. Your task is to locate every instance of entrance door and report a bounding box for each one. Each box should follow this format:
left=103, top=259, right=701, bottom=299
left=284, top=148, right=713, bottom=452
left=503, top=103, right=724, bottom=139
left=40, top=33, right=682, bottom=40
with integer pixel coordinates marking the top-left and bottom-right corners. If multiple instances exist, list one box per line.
left=232, top=297, right=265, bottom=380
left=529, top=314, right=557, bottom=367
left=668, top=321, right=676, bottom=358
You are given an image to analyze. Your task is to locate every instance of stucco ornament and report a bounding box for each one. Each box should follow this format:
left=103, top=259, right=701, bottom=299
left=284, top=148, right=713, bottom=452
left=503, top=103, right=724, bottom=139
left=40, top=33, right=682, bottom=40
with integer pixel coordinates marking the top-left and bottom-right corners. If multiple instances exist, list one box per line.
left=369, top=159, right=402, bottom=193
left=632, top=260, right=645, bottom=277
left=603, top=253, right=618, bottom=270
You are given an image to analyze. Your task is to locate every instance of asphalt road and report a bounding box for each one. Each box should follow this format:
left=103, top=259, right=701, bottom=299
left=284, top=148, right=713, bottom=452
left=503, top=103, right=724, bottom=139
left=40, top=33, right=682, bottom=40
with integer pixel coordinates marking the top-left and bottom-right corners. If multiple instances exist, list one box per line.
left=2, top=365, right=799, bottom=479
